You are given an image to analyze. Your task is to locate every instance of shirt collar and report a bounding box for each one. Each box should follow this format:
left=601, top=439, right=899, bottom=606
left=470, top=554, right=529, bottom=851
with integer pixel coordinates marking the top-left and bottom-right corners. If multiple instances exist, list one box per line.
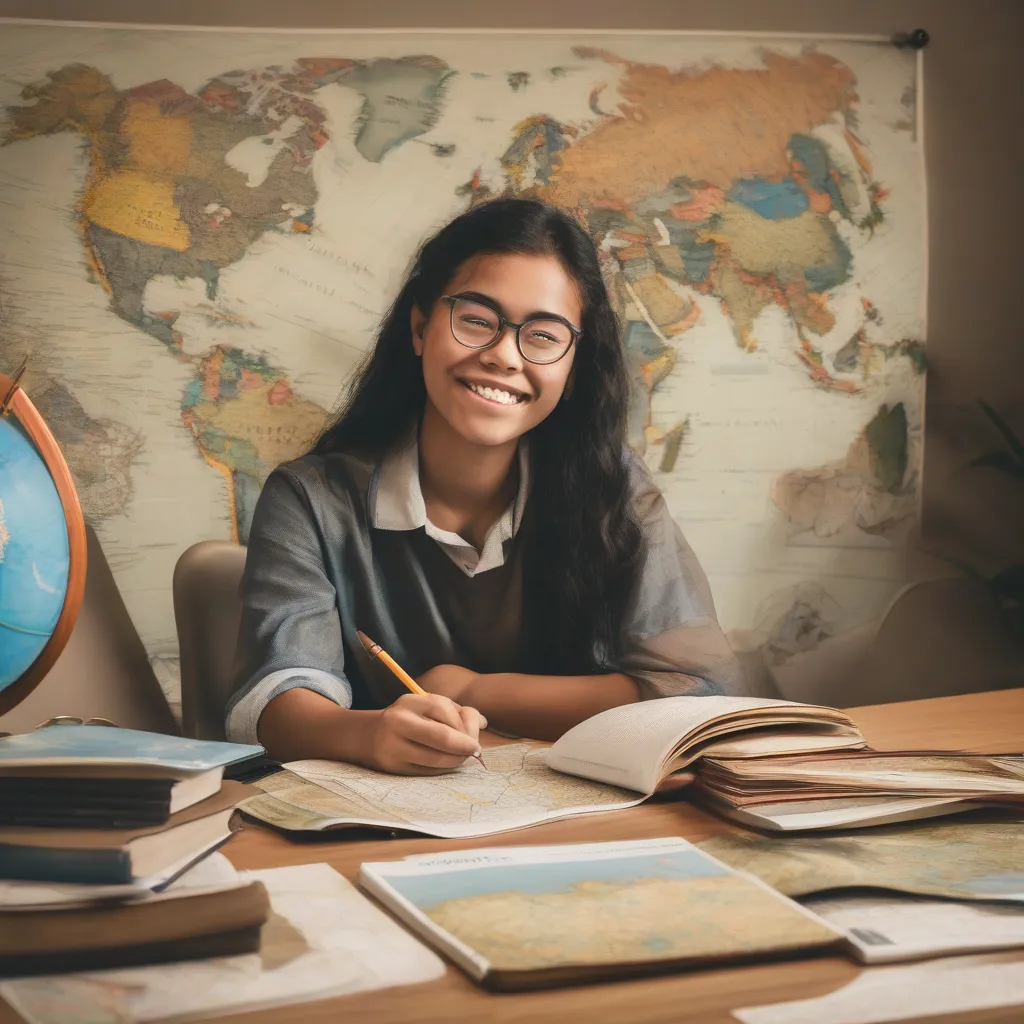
left=372, top=428, right=531, bottom=539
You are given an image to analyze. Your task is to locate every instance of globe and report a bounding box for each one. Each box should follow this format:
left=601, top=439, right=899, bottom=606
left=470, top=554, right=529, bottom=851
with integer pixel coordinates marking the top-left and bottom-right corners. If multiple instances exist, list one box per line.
left=0, top=367, right=86, bottom=715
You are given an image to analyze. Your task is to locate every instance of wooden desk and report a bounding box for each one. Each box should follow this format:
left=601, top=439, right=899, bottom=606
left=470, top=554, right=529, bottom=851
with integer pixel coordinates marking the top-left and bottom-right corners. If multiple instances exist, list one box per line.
left=5, top=689, right=1023, bottom=1024
left=209, top=688, right=1023, bottom=1024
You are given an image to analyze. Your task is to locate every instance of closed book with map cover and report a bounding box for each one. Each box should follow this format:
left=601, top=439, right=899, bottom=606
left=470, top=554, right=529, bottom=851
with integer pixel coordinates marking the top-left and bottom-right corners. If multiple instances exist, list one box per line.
left=358, top=837, right=843, bottom=991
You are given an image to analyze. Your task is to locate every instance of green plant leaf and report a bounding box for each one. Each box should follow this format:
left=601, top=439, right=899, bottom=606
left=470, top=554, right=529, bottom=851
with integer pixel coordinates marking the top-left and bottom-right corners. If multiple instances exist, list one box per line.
left=990, top=564, right=1024, bottom=599
left=979, top=400, right=1024, bottom=466
left=967, top=450, right=1024, bottom=479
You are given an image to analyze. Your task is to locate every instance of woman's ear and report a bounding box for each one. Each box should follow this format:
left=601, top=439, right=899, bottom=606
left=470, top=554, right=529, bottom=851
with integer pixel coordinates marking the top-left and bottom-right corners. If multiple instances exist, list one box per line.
left=410, top=304, right=426, bottom=356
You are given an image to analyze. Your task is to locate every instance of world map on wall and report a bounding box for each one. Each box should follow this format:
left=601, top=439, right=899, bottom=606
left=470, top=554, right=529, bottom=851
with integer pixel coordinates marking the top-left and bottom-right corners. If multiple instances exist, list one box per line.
left=0, top=28, right=925, bottom=708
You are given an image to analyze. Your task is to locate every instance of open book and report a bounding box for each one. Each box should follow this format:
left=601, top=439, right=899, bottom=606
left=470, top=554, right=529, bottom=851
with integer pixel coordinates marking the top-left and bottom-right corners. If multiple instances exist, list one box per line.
left=239, top=696, right=867, bottom=839
left=543, top=694, right=865, bottom=794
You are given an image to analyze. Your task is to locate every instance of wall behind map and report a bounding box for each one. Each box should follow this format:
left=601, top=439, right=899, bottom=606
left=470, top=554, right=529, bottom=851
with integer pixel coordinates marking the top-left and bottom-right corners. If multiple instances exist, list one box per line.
left=1, top=0, right=1021, bottom=718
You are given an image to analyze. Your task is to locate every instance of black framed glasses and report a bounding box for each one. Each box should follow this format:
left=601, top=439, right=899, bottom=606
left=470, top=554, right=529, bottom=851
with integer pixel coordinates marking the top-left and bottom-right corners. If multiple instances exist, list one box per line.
left=441, top=295, right=580, bottom=365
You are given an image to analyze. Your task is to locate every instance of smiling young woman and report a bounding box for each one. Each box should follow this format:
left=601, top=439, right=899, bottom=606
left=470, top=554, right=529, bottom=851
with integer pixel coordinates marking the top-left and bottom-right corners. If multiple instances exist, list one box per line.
left=228, top=198, right=743, bottom=775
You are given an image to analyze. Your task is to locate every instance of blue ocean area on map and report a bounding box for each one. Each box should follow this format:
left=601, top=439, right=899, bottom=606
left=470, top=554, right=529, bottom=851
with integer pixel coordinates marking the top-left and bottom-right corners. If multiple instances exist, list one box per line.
left=387, top=851, right=729, bottom=909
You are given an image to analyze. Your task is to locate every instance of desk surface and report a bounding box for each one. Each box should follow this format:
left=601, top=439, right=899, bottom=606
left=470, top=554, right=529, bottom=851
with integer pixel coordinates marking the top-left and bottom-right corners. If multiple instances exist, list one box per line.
left=7, top=688, right=1024, bottom=1024
left=219, top=687, right=1024, bottom=1024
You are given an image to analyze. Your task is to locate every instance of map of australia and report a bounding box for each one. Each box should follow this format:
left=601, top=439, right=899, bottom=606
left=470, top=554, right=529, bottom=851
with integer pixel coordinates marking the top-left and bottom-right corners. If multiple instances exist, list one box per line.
left=0, top=28, right=925, bottom=705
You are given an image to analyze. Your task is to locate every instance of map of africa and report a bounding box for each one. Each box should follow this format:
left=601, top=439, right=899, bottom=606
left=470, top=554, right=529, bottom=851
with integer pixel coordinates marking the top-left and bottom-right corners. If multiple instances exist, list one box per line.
left=0, top=27, right=925, bottom=708
left=245, top=743, right=645, bottom=837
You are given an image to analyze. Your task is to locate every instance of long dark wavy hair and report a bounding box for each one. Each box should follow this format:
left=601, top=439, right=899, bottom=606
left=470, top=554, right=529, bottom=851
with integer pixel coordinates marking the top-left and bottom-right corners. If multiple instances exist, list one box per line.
left=314, top=198, right=643, bottom=673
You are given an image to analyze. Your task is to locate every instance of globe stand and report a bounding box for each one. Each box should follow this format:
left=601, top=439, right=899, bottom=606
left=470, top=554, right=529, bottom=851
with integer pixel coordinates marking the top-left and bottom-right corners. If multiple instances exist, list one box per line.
left=0, top=364, right=87, bottom=716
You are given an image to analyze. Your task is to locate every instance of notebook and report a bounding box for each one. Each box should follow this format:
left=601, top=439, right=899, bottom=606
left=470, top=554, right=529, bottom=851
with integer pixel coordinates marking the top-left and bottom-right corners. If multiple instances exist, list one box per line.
left=358, top=837, right=843, bottom=990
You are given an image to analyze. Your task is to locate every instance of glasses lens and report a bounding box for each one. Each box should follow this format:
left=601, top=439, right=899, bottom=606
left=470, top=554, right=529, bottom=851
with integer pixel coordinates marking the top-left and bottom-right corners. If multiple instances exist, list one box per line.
left=451, top=298, right=500, bottom=348
left=520, top=319, right=574, bottom=364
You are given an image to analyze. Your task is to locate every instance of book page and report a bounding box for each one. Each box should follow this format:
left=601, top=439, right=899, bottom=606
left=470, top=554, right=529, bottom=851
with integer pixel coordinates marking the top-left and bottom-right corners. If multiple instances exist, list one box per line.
left=545, top=695, right=847, bottom=795
left=708, top=753, right=1024, bottom=794
left=699, top=728, right=865, bottom=760
left=0, top=864, right=444, bottom=1024
left=802, top=892, right=1024, bottom=964
left=243, top=744, right=645, bottom=839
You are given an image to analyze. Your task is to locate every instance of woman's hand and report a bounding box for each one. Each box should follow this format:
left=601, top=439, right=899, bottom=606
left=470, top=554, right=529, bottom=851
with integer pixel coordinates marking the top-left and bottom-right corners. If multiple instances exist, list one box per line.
left=364, top=692, right=486, bottom=775
left=416, top=663, right=479, bottom=702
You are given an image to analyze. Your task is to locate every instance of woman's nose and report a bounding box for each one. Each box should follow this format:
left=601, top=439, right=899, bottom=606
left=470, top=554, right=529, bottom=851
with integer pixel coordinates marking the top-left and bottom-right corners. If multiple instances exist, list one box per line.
left=481, top=324, right=524, bottom=371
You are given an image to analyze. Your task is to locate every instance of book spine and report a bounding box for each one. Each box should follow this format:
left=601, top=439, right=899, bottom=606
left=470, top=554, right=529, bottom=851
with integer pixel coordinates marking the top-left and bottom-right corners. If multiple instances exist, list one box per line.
left=0, top=845, right=132, bottom=884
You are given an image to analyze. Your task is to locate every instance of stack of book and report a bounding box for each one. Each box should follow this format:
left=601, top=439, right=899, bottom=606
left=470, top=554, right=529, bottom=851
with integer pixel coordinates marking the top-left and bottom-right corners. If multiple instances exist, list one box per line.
left=691, top=748, right=1024, bottom=831
left=0, top=724, right=274, bottom=976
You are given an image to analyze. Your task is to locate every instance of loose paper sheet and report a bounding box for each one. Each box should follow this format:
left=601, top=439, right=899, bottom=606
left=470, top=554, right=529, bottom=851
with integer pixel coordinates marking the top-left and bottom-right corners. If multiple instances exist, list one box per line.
left=0, top=863, right=444, bottom=1023
left=803, top=892, right=1024, bottom=963
left=733, top=951, right=1024, bottom=1024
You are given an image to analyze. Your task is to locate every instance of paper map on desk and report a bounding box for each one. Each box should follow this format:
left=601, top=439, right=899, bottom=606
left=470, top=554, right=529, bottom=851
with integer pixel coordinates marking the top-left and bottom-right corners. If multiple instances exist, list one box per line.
left=240, top=743, right=645, bottom=838
left=0, top=864, right=444, bottom=1024
left=699, top=817, right=1024, bottom=901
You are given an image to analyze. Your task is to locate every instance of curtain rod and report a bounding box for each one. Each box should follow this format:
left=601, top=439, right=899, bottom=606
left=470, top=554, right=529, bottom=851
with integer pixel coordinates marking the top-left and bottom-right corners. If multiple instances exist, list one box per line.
left=0, top=19, right=930, bottom=47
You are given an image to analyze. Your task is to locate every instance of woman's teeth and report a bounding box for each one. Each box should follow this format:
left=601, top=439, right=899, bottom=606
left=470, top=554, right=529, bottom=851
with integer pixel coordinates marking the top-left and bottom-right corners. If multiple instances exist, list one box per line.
left=464, top=381, right=524, bottom=406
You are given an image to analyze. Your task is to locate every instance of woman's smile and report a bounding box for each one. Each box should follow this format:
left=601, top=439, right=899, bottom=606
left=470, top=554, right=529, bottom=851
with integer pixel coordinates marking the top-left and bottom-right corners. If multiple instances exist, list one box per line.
left=457, top=377, right=531, bottom=407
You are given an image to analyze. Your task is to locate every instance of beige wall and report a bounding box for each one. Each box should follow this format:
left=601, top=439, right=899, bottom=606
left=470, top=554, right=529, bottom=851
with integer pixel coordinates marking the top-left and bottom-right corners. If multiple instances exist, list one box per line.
left=2, top=1, right=1021, bottom=715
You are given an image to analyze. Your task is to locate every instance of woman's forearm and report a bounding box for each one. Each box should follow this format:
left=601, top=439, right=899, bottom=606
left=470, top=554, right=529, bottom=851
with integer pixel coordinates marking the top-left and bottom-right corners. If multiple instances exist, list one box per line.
left=462, top=671, right=641, bottom=741
left=256, top=687, right=380, bottom=764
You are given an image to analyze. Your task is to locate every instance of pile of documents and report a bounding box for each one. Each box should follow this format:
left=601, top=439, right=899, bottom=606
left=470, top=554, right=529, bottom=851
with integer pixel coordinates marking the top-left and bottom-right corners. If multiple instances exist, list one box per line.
left=691, top=750, right=1024, bottom=831
left=0, top=723, right=271, bottom=975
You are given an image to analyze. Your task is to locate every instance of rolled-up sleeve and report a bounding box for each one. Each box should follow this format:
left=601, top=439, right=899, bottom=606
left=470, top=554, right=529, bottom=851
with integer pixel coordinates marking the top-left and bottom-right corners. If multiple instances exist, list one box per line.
left=225, top=467, right=352, bottom=744
left=614, top=456, right=744, bottom=700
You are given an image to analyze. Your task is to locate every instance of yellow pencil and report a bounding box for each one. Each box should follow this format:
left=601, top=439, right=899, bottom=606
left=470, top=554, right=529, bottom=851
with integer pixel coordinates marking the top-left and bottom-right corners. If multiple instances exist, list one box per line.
left=356, top=630, right=487, bottom=769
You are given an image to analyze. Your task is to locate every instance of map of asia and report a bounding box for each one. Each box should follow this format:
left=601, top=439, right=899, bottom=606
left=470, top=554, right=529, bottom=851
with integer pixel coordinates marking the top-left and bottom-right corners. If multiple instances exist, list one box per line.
left=0, top=25, right=926, bottom=707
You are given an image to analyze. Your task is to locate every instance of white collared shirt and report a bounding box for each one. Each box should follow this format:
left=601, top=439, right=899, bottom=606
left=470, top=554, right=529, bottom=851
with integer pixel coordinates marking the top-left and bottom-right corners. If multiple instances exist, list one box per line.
left=372, top=433, right=530, bottom=577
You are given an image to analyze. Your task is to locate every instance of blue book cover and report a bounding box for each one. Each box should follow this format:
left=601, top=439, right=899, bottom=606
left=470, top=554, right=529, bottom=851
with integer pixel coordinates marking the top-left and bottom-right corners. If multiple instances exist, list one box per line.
left=0, top=725, right=262, bottom=772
